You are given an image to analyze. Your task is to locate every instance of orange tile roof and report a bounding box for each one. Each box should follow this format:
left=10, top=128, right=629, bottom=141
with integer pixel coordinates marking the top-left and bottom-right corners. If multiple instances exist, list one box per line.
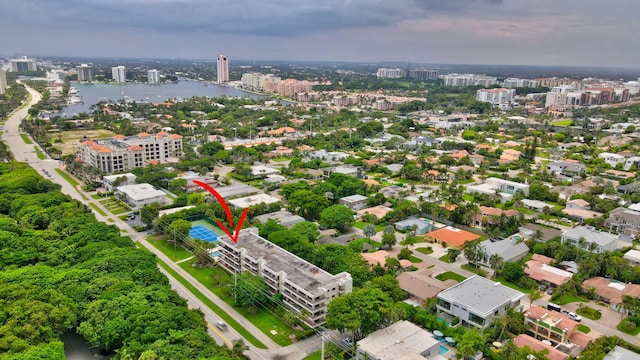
left=80, top=140, right=96, bottom=146
left=148, top=160, right=160, bottom=165
left=114, top=134, right=127, bottom=139
left=514, top=335, right=568, bottom=360
left=138, top=132, right=151, bottom=137
left=526, top=306, right=578, bottom=335
left=128, top=145, right=143, bottom=151
left=156, top=131, right=169, bottom=137
left=425, top=226, right=480, bottom=248
left=169, top=134, right=182, bottom=139
left=97, top=147, right=113, bottom=153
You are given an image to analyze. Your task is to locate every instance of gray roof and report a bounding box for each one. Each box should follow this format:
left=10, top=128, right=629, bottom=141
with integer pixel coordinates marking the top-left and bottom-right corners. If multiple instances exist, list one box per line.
left=213, top=184, right=260, bottom=199
left=340, top=194, right=367, bottom=203
left=480, top=239, right=529, bottom=263
left=438, top=275, right=525, bottom=317
left=356, top=321, right=439, bottom=360
left=604, top=346, right=640, bottom=360
left=253, top=210, right=305, bottom=227
left=395, top=218, right=431, bottom=230
left=562, top=226, right=619, bottom=246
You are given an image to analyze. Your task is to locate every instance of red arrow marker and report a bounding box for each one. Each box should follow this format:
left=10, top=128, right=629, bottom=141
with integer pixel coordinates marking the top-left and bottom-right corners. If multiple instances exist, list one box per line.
left=192, top=180, right=248, bottom=243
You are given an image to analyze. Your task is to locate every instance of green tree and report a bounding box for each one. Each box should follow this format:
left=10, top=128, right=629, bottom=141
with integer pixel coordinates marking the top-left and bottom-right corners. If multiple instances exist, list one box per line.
left=290, top=221, right=320, bottom=243
left=368, top=275, right=406, bottom=302
left=320, top=205, right=355, bottom=232
left=288, top=190, right=329, bottom=220
left=382, top=232, right=397, bottom=248
left=456, top=328, right=485, bottom=359
left=325, top=287, right=394, bottom=340
left=232, top=272, right=269, bottom=309
left=502, top=262, right=525, bottom=283
left=363, top=224, right=376, bottom=240
left=141, top=203, right=160, bottom=226
left=528, top=287, right=543, bottom=307
left=168, top=219, right=192, bottom=243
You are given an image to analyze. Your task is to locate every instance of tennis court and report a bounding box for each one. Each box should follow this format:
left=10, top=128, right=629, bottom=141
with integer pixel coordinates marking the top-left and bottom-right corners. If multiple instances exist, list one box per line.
left=189, top=225, right=218, bottom=242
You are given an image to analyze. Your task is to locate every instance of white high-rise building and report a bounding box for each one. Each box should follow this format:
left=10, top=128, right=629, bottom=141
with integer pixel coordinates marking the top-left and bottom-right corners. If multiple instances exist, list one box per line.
left=49, top=69, right=66, bottom=81
left=76, top=64, right=94, bottom=82
left=112, top=66, right=127, bottom=83
left=9, top=56, right=37, bottom=72
left=0, top=69, right=7, bottom=94
left=476, top=88, right=516, bottom=104
left=147, top=69, right=160, bottom=83
left=217, top=54, right=229, bottom=83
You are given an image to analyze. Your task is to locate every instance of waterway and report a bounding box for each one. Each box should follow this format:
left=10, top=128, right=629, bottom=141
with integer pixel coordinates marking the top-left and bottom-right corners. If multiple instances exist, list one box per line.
left=63, top=80, right=263, bottom=116
left=61, top=332, right=111, bottom=360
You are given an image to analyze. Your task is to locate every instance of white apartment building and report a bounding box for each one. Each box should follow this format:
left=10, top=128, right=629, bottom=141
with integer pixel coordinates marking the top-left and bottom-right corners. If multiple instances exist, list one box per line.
left=443, top=73, right=498, bottom=87
left=0, top=69, right=6, bottom=95
left=147, top=69, right=160, bottom=83
left=476, top=88, right=515, bottom=104
left=376, top=68, right=407, bottom=78
left=76, top=64, right=94, bottom=82
left=217, top=54, right=229, bottom=83
left=409, top=69, right=439, bottom=81
left=217, top=229, right=353, bottom=327
left=112, top=66, right=126, bottom=83
left=49, top=69, right=66, bottom=81
left=77, top=132, right=183, bottom=173
left=115, top=183, right=170, bottom=210
left=502, top=78, right=540, bottom=88
left=9, top=56, right=37, bottom=72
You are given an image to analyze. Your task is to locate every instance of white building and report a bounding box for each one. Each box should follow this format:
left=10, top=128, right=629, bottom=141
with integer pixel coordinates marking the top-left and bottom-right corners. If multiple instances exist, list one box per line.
left=147, top=69, right=160, bottom=83
left=466, top=177, right=530, bottom=202
left=102, top=173, right=137, bottom=191
left=76, top=64, right=94, bottom=82
left=376, top=68, right=407, bottom=78
left=0, top=69, right=6, bottom=95
left=437, top=275, right=524, bottom=329
left=217, top=229, right=352, bottom=326
left=561, top=226, right=620, bottom=253
left=217, top=54, right=229, bottom=83
left=476, top=88, right=515, bottom=104
left=49, top=69, right=66, bottom=81
left=356, top=321, right=445, bottom=360
left=443, top=73, right=497, bottom=87
left=111, top=66, right=126, bottom=83
left=115, top=183, right=170, bottom=210
left=77, top=132, right=183, bottom=173
left=9, top=56, right=37, bottom=72
left=227, top=194, right=281, bottom=209
left=338, top=194, right=368, bottom=211
left=599, top=152, right=626, bottom=167
left=502, top=78, right=539, bottom=88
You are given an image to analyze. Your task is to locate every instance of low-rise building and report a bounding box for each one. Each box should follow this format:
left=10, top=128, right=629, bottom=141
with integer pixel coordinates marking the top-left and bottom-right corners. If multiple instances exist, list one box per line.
left=425, top=226, right=481, bottom=248
left=605, top=207, right=640, bottom=236
left=472, top=206, right=520, bottom=228
left=338, top=194, right=368, bottom=211
left=217, top=229, right=352, bottom=326
left=604, top=346, right=640, bottom=360
left=524, top=305, right=579, bottom=345
left=525, top=254, right=573, bottom=289
left=466, top=177, right=530, bottom=202
left=436, top=275, right=524, bottom=329
left=397, top=269, right=457, bottom=306
left=322, top=164, right=362, bottom=178
left=548, top=160, right=586, bottom=177
left=521, top=199, right=551, bottom=213
left=622, top=249, right=640, bottom=266
left=356, top=205, right=393, bottom=220
left=250, top=165, right=280, bottom=179
left=561, top=226, right=619, bottom=253
left=395, top=217, right=436, bottom=235
left=115, top=183, right=170, bottom=210
left=102, top=173, right=137, bottom=191
left=227, top=194, right=281, bottom=209
left=581, top=277, right=640, bottom=311
left=252, top=210, right=305, bottom=228
left=477, top=239, right=529, bottom=267
left=356, top=320, right=445, bottom=360
left=514, top=334, right=569, bottom=360
left=599, top=152, right=626, bottom=167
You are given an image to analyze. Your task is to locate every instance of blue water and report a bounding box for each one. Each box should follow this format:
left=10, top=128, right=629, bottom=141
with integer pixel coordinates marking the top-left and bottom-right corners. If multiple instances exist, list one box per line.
left=190, top=225, right=218, bottom=242
left=439, top=345, right=449, bottom=355
left=63, top=80, right=263, bottom=115
left=209, top=251, right=221, bottom=257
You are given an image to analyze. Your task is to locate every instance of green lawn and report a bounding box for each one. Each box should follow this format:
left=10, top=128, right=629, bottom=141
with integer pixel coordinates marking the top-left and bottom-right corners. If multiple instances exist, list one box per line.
left=617, top=319, right=640, bottom=336
left=415, top=247, right=433, bottom=255
left=135, top=243, right=267, bottom=349
left=147, top=235, right=193, bottom=262
left=34, top=147, right=45, bottom=159
left=494, top=276, right=532, bottom=294
left=438, top=254, right=454, bottom=263
left=99, top=197, right=130, bottom=214
left=91, top=194, right=102, bottom=200
left=360, top=238, right=382, bottom=247
left=553, top=295, right=589, bottom=305
left=178, top=259, right=311, bottom=346
left=576, top=306, right=601, bottom=320
left=303, top=351, right=321, bottom=360
left=88, top=203, right=107, bottom=216
left=20, top=134, right=32, bottom=144
left=552, top=119, right=572, bottom=127
left=271, top=157, right=293, bottom=162
left=354, top=222, right=385, bottom=232
left=408, top=255, right=422, bottom=263
left=54, top=168, right=79, bottom=187
left=435, top=271, right=466, bottom=282
left=577, top=324, right=591, bottom=334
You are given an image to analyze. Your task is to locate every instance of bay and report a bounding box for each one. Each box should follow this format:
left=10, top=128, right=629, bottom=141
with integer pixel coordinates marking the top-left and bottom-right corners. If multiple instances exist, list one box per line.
left=63, top=80, right=263, bottom=115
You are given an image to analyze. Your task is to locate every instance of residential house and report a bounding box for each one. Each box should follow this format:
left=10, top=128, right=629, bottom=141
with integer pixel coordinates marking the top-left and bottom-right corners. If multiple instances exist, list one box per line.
left=562, top=199, right=602, bottom=222
left=322, top=164, right=362, bottom=179
left=356, top=321, right=445, bottom=360
left=604, top=169, right=636, bottom=180
left=356, top=205, right=393, bottom=220
left=227, top=194, right=281, bottom=209
left=249, top=165, right=280, bottom=179
left=599, top=152, right=626, bottom=167
left=514, top=335, right=569, bottom=360
left=548, top=160, right=586, bottom=177
left=477, top=238, right=529, bottom=267
left=524, top=306, right=580, bottom=346
left=500, top=148, right=522, bottom=163
left=436, top=275, right=525, bottom=329
left=521, top=199, right=551, bottom=213
left=425, top=226, right=481, bottom=248
left=605, top=346, right=640, bottom=360
left=581, top=277, right=640, bottom=311
left=518, top=224, right=562, bottom=242
left=525, top=254, right=573, bottom=288
left=384, top=164, right=404, bottom=174
left=411, top=136, right=436, bottom=147
left=624, top=156, right=640, bottom=171
left=115, top=183, right=170, bottom=210
left=253, top=210, right=305, bottom=228
left=605, top=207, right=640, bottom=236
left=380, top=185, right=405, bottom=198
left=467, top=177, right=530, bottom=202
left=622, top=249, right=640, bottom=266
left=566, top=199, right=590, bottom=210
left=361, top=250, right=411, bottom=270
left=102, top=173, right=137, bottom=191
left=472, top=206, right=520, bottom=228
left=395, top=217, right=436, bottom=235
left=338, top=194, right=368, bottom=211
left=561, top=226, right=620, bottom=253
left=397, top=269, right=458, bottom=306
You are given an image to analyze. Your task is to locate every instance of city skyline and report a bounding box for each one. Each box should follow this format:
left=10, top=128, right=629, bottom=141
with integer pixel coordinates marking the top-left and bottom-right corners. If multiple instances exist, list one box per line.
left=2, top=0, right=639, bottom=68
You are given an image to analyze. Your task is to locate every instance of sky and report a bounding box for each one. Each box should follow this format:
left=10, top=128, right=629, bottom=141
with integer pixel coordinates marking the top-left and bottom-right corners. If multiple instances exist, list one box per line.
left=3, top=0, right=639, bottom=67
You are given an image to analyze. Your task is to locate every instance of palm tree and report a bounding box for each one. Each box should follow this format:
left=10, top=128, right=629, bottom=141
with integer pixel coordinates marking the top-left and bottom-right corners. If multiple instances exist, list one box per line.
left=528, top=287, right=543, bottom=308
left=619, top=295, right=638, bottom=321
left=489, top=253, right=504, bottom=278
left=230, top=339, right=250, bottom=359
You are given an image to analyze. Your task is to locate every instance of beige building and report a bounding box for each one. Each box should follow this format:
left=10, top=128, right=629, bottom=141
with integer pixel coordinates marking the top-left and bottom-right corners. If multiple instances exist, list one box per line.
left=77, top=132, right=182, bottom=173
left=217, top=229, right=352, bottom=327
left=0, top=69, right=7, bottom=94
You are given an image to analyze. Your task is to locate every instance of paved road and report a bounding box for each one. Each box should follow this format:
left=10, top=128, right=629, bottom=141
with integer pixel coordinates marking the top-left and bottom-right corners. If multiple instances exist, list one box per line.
left=2, top=83, right=326, bottom=360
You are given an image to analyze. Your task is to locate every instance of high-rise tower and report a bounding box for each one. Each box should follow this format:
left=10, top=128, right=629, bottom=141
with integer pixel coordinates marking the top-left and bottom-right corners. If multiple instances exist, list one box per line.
left=217, top=54, right=229, bottom=84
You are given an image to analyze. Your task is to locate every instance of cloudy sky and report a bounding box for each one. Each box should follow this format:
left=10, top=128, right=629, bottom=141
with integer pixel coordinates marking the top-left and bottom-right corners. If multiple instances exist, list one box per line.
left=3, top=0, right=639, bottom=67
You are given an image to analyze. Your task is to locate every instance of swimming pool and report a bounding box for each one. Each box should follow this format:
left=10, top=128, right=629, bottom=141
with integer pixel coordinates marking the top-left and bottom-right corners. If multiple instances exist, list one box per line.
left=209, top=251, right=221, bottom=257
left=439, top=345, right=449, bottom=355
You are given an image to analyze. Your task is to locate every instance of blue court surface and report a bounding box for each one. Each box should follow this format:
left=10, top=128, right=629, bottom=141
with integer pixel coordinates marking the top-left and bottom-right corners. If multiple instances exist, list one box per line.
left=190, top=225, right=218, bottom=242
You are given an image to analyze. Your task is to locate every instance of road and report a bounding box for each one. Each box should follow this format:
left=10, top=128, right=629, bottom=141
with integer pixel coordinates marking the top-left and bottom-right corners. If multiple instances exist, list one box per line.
left=2, top=83, right=324, bottom=360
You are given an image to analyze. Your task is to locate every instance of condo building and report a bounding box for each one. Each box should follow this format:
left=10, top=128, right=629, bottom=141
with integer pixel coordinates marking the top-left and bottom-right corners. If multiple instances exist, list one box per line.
left=9, top=56, right=37, bottom=72
left=76, top=64, right=94, bottom=82
left=0, top=69, right=6, bottom=95
left=77, top=132, right=183, bottom=173
left=147, top=69, right=160, bottom=83
left=217, top=229, right=353, bottom=327
left=476, top=88, right=516, bottom=104
left=112, top=66, right=126, bottom=83
left=217, top=54, right=229, bottom=83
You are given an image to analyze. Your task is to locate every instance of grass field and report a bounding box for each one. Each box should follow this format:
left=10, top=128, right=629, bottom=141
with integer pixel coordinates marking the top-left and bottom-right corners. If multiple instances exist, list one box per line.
left=55, top=168, right=80, bottom=187
left=494, top=276, right=532, bottom=294
left=408, top=255, right=422, bottom=263
left=147, top=235, right=193, bottom=262
left=303, top=351, right=321, bottom=360
left=554, top=295, right=589, bottom=305
left=34, top=146, right=45, bottom=159
left=88, top=203, right=107, bottom=216
left=577, top=324, right=590, bottom=334
left=438, top=254, right=454, bottom=263
left=415, top=247, right=433, bottom=255
left=552, top=119, right=572, bottom=127
left=354, top=222, right=385, bottom=233
left=52, top=129, right=117, bottom=155
left=98, top=196, right=130, bottom=215
left=20, top=134, right=32, bottom=144
left=136, top=242, right=268, bottom=349
left=435, top=271, right=466, bottom=282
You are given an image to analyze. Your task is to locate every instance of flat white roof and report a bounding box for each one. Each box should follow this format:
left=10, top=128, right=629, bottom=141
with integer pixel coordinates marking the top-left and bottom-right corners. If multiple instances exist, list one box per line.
left=104, top=173, right=136, bottom=181
left=116, top=183, right=167, bottom=201
left=623, top=249, right=640, bottom=262
left=438, top=275, right=525, bottom=317
left=228, top=193, right=281, bottom=209
left=357, top=321, right=440, bottom=360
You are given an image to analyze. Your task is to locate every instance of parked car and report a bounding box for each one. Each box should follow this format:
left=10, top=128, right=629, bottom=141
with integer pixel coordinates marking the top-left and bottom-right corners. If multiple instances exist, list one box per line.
left=540, top=285, right=549, bottom=292
left=547, top=288, right=554, bottom=295
left=343, top=337, right=353, bottom=346
left=215, top=321, right=227, bottom=330
left=562, top=310, right=582, bottom=322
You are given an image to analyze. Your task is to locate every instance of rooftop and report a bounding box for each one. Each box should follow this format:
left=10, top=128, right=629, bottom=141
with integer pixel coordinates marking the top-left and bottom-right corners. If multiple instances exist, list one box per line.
left=253, top=210, right=305, bottom=227
left=228, top=194, right=281, bottom=209
left=397, top=270, right=458, bottom=300
left=219, top=229, right=350, bottom=296
left=356, top=320, right=440, bottom=360
left=212, top=184, right=260, bottom=199
left=438, top=275, right=524, bottom=316
left=116, top=183, right=167, bottom=201
left=562, top=226, right=619, bottom=246
left=425, top=226, right=481, bottom=247
left=514, top=334, right=568, bottom=360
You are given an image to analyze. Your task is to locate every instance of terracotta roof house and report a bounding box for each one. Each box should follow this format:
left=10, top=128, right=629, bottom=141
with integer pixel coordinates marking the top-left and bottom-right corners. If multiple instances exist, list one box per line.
left=425, top=226, right=481, bottom=248
left=514, top=334, right=569, bottom=360
left=525, top=255, right=573, bottom=288
left=397, top=269, right=457, bottom=306
left=581, top=277, right=640, bottom=310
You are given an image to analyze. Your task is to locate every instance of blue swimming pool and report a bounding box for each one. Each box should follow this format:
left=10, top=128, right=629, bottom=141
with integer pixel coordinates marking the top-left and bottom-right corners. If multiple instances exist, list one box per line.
left=439, top=345, right=449, bottom=355
left=209, top=251, right=221, bottom=257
